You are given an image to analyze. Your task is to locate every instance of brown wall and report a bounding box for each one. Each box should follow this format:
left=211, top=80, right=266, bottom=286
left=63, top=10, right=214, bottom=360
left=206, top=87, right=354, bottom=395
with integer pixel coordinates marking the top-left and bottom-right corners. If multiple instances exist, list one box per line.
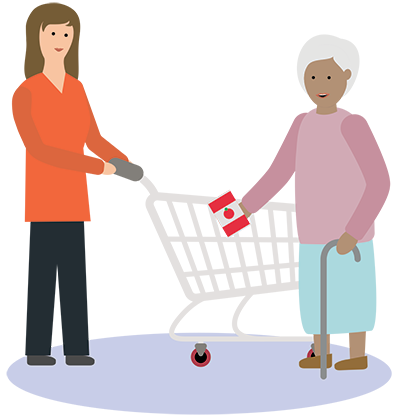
left=6, top=2, right=206, bottom=79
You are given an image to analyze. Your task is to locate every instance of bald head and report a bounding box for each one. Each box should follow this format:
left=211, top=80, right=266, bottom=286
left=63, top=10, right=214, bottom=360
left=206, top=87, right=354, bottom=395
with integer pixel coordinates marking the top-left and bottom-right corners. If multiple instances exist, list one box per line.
left=304, top=57, right=351, bottom=108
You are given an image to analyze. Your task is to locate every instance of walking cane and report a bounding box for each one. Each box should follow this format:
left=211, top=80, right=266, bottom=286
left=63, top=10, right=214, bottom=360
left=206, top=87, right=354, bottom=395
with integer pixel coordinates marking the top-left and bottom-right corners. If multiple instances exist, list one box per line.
left=320, top=240, right=361, bottom=379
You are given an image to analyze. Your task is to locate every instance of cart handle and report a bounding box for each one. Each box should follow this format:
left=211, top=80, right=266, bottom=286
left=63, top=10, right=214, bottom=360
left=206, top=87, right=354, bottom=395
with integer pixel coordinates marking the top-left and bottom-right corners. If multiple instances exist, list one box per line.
left=320, top=239, right=361, bottom=380
left=140, top=176, right=158, bottom=195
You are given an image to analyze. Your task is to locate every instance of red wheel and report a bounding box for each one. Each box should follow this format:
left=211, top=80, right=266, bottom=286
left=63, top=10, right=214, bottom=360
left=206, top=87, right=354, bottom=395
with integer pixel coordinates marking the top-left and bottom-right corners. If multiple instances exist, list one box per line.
left=191, top=348, right=211, bottom=367
left=307, top=349, right=315, bottom=358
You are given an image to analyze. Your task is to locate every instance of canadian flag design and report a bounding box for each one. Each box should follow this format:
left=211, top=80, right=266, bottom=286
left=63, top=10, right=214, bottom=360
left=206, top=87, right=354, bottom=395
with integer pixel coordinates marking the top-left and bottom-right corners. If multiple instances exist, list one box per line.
left=208, top=191, right=250, bottom=237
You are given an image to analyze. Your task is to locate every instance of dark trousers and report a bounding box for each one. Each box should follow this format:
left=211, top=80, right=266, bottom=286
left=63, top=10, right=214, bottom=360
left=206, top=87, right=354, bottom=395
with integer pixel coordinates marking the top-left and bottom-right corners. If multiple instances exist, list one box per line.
left=25, top=222, right=89, bottom=356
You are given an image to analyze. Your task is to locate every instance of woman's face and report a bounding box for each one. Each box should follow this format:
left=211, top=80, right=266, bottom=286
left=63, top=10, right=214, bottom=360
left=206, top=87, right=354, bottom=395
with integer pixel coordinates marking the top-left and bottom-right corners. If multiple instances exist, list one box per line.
left=39, top=22, right=74, bottom=62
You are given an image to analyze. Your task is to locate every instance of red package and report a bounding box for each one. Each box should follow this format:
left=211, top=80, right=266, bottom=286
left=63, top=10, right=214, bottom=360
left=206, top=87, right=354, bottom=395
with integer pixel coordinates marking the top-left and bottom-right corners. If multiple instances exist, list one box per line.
left=208, top=191, right=250, bottom=237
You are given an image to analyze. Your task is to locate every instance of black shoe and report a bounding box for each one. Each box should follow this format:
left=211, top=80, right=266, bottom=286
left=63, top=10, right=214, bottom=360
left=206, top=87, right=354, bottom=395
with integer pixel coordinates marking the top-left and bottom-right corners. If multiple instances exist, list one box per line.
left=27, top=355, right=56, bottom=366
left=65, top=356, right=95, bottom=366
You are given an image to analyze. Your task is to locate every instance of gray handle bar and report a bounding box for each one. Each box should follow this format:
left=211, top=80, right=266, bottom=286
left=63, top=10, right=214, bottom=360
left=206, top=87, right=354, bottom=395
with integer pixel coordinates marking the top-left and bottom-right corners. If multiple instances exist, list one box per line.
left=110, top=158, right=144, bottom=182
left=320, top=239, right=361, bottom=379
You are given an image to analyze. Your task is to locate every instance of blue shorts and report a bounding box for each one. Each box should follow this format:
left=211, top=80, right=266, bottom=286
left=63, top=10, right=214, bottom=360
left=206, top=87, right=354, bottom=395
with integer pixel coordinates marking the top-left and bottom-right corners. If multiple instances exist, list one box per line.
left=299, top=241, right=376, bottom=335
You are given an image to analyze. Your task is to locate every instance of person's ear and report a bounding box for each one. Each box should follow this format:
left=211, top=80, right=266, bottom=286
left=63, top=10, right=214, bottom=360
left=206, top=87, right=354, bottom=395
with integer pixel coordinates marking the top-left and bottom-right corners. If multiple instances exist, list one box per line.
left=344, top=69, right=352, bottom=80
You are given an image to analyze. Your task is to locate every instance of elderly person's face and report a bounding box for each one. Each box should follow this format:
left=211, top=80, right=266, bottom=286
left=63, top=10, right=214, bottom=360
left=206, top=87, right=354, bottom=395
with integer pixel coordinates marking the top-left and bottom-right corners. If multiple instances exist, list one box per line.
left=304, top=58, right=351, bottom=108
left=39, top=22, right=74, bottom=62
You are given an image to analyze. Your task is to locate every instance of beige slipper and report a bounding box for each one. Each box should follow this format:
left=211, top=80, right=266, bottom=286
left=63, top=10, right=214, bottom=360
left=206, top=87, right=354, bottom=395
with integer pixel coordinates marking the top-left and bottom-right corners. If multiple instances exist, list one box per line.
left=299, top=354, right=332, bottom=369
left=334, top=356, right=368, bottom=370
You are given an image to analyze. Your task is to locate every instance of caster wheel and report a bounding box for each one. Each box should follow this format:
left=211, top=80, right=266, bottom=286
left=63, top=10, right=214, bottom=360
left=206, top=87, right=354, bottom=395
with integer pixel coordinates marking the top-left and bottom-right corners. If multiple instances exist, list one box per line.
left=191, top=348, right=211, bottom=367
left=307, top=349, right=315, bottom=358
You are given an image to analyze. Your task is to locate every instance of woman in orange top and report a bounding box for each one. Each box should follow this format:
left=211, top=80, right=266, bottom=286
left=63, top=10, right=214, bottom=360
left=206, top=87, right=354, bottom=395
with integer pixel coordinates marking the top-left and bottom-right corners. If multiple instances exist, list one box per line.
left=12, top=3, right=130, bottom=366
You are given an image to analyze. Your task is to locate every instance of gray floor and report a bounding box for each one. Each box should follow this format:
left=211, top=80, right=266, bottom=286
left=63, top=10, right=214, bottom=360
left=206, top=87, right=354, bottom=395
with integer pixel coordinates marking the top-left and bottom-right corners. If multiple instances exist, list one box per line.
left=6, top=290, right=392, bottom=415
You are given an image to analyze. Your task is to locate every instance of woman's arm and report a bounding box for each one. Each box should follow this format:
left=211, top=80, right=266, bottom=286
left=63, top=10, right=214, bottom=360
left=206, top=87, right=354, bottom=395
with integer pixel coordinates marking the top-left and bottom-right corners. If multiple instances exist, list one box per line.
left=217, top=100, right=307, bottom=217
left=341, top=97, right=393, bottom=240
left=27, top=142, right=104, bottom=183
left=6, top=83, right=104, bottom=185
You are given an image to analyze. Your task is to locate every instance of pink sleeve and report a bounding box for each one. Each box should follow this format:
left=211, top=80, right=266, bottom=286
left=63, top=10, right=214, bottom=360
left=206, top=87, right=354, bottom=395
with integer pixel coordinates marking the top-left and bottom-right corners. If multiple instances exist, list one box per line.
left=217, top=101, right=307, bottom=214
left=341, top=115, right=390, bottom=240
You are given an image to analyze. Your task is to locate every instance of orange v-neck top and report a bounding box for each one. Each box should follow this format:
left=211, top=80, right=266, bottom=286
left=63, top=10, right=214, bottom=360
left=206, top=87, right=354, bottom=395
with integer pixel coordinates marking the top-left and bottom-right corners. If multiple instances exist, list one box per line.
left=6, top=73, right=191, bottom=228
left=6, top=73, right=121, bottom=228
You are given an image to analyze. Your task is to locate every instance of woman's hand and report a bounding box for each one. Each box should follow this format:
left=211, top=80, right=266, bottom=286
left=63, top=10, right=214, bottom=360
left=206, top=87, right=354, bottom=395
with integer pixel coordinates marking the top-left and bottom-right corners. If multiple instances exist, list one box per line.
left=336, top=232, right=358, bottom=255
left=239, top=202, right=252, bottom=218
left=101, top=162, right=117, bottom=199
